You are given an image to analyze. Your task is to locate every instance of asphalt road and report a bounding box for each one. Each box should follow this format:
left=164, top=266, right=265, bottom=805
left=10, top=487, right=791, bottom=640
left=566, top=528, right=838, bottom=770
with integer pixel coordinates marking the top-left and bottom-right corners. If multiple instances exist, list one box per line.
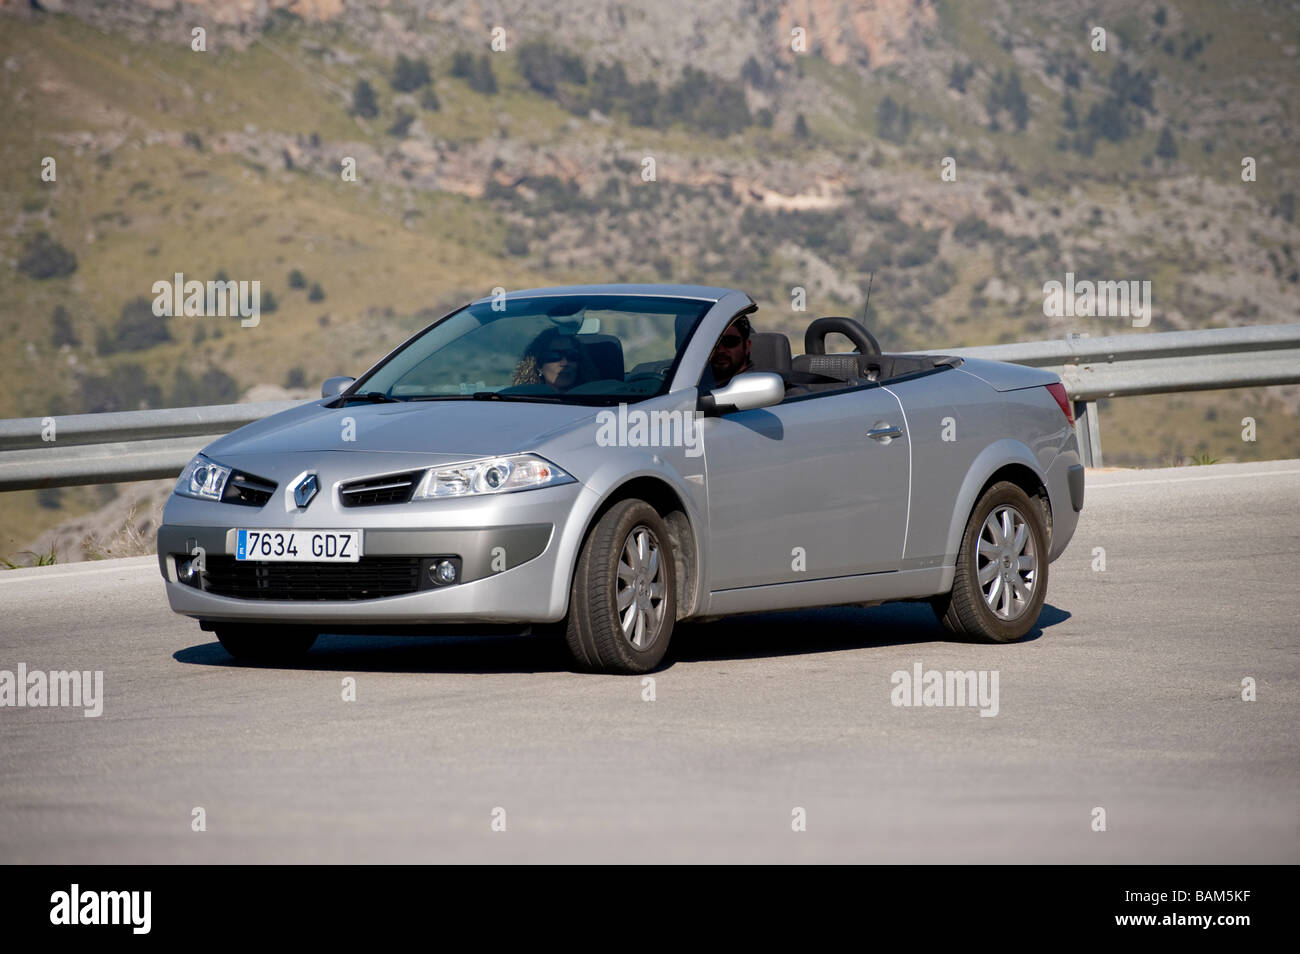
left=1, top=460, right=1297, bottom=863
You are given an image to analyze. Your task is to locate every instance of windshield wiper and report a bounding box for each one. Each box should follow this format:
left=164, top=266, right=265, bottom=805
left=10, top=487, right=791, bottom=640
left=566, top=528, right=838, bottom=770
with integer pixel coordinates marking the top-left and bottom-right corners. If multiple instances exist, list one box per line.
left=344, top=391, right=404, bottom=403
left=470, top=391, right=564, bottom=403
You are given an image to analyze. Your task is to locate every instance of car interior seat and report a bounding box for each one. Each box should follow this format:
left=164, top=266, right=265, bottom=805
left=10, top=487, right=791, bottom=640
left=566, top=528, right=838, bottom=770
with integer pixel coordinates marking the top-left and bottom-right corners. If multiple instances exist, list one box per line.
left=578, top=333, right=626, bottom=382
left=748, top=332, right=792, bottom=373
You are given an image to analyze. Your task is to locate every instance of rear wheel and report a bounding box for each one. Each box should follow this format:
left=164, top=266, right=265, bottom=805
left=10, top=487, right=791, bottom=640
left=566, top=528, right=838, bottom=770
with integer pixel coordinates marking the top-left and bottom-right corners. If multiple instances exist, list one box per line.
left=564, top=499, right=676, bottom=674
left=215, top=625, right=318, bottom=663
left=932, top=481, right=1048, bottom=643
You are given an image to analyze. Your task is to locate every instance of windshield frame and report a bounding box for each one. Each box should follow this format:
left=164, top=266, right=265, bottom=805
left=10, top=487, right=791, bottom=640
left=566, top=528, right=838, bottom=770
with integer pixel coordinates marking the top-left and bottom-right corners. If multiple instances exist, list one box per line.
left=336, top=292, right=718, bottom=406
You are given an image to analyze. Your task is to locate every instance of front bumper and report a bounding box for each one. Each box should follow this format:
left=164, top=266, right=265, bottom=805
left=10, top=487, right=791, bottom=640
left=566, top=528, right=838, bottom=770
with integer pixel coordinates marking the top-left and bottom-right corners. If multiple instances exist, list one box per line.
left=158, top=480, right=587, bottom=625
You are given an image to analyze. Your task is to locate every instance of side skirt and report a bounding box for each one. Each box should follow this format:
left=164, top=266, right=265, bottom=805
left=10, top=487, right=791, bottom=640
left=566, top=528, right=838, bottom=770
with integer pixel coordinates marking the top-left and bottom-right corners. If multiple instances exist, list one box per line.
left=699, top=565, right=954, bottom=618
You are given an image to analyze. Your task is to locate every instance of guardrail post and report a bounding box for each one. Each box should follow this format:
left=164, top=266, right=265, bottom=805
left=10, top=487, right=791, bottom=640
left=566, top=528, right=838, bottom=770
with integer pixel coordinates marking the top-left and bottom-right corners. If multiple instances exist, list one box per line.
left=1074, top=400, right=1103, bottom=468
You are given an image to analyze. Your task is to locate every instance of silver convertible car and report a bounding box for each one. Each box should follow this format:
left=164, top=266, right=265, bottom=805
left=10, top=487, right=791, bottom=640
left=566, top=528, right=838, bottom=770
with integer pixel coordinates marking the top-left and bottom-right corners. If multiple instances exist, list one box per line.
left=158, top=284, right=1084, bottom=673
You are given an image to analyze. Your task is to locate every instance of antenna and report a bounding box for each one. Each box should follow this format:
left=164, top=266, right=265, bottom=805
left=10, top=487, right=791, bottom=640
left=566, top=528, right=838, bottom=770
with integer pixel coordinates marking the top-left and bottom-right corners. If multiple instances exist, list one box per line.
left=860, top=271, right=874, bottom=325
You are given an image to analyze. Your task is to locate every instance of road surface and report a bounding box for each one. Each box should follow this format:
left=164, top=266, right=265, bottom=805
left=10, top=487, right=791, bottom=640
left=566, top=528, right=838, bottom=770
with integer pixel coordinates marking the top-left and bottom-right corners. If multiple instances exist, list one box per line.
left=1, top=460, right=1297, bottom=862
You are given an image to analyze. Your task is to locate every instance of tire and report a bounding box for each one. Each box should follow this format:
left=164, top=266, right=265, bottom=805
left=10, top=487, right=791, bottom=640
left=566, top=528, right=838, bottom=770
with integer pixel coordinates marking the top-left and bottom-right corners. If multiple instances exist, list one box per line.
left=931, top=481, right=1049, bottom=643
left=563, top=499, right=676, bottom=674
left=215, top=625, right=318, bottom=663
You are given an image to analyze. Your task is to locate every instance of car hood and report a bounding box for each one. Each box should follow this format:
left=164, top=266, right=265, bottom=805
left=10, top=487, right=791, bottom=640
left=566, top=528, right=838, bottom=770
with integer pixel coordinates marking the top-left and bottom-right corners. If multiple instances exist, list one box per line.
left=203, top=399, right=599, bottom=468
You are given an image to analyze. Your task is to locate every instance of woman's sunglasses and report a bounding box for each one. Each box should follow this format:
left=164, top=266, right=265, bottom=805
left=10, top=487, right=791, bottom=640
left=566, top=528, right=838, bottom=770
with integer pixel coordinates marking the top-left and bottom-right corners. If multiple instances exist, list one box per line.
left=541, top=349, right=580, bottom=363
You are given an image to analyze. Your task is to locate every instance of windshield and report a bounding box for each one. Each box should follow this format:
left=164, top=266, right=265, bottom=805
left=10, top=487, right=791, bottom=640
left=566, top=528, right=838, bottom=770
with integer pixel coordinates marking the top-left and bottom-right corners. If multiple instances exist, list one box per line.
left=348, top=294, right=714, bottom=404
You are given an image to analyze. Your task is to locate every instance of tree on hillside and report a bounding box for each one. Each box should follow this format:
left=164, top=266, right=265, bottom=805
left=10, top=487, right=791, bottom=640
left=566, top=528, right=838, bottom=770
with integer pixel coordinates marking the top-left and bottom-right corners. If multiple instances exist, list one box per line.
left=1155, top=125, right=1177, bottom=159
left=876, top=96, right=911, bottom=143
left=387, top=109, right=415, bottom=137
left=625, top=80, right=659, bottom=126
left=465, top=54, right=498, bottom=94
left=450, top=51, right=474, bottom=78
left=351, top=79, right=379, bottom=118
left=986, top=70, right=1029, bottom=131
left=518, top=41, right=586, bottom=96
left=51, top=305, right=80, bottom=348
left=588, top=61, right=630, bottom=112
left=948, top=61, right=974, bottom=93
left=17, top=232, right=77, bottom=280
left=97, top=297, right=172, bottom=355
left=391, top=54, right=431, bottom=92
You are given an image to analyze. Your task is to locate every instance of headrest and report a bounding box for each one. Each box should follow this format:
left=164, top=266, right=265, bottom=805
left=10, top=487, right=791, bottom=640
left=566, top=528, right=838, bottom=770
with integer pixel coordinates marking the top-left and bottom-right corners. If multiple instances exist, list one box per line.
left=579, top=334, right=625, bottom=382
left=749, top=332, right=792, bottom=372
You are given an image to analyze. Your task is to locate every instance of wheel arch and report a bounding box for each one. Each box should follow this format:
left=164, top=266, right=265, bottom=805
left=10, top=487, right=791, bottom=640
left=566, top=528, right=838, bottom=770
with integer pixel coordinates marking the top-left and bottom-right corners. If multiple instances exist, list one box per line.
left=943, top=443, right=1052, bottom=564
left=571, top=475, right=703, bottom=620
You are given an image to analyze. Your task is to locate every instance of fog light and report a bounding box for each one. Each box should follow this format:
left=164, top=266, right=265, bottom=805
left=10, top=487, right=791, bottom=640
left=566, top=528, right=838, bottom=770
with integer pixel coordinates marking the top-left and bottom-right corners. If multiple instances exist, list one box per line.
left=431, top=560, right=458, bottom=585
left=178, top=558, right=196, bottom=580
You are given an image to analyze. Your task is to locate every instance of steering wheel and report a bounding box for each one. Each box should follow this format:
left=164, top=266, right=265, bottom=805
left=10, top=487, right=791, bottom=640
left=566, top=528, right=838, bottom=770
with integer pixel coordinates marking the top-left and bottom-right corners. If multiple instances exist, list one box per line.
left=804, top=316, right=881, bottom=357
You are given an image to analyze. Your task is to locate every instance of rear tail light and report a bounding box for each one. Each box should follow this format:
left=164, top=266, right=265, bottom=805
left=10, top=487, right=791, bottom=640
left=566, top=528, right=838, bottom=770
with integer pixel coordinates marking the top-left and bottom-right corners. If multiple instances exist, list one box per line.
left=1045, top=382, right=1074, bottom=426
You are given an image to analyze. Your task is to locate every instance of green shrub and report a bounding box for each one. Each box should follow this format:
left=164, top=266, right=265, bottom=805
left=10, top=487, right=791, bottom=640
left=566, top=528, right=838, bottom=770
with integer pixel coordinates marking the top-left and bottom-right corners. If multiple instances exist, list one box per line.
left=391, top=54, right=431, bottom=92
left=171, top=366, right=240, bottom=407
left=387, top=109, right=415, bottom=137
left=17, top=232, right=77, bottom=280
left=517, top=41, right=586, bottom=96
left=78, top=362, right=163, bottom=412
left=98, top=297, right=172, bottom=355
left=51, top=305, right=80, bottom=348
left=351, top=79, right=379, bottom=119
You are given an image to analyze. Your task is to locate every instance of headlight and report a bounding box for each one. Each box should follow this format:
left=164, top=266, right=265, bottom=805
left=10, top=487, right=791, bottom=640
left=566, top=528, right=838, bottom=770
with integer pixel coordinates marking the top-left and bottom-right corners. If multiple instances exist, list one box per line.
left=411, top=454, right=574, bottom=499
left=175, top=454, right=232, bottom=501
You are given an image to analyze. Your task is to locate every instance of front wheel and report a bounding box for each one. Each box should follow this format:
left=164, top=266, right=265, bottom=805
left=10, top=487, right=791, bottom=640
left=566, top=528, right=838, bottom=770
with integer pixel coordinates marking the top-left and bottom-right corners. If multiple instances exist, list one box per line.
left=563, top=499, right=676, bottom=674
left=215, top=625, right=318, bottom=663
left=931, top=481, right=1049, bottom=643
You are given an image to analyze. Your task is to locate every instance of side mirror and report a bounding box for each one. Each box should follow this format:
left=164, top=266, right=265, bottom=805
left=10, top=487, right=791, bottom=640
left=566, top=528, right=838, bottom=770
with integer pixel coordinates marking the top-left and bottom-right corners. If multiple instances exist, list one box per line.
left=321, top=376, right=355, bottom=398
left=699, top=371, right=784, bottom=417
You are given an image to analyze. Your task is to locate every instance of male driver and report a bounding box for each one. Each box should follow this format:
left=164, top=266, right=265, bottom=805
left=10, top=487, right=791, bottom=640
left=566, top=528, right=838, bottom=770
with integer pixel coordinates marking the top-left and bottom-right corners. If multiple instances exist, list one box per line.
left=709, top=315, right=754, bottom=387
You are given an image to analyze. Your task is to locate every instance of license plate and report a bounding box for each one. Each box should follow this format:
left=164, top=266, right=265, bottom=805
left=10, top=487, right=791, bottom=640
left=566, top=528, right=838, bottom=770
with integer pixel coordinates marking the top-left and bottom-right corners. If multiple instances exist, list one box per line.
left=236, top=529, right=362, bottom=562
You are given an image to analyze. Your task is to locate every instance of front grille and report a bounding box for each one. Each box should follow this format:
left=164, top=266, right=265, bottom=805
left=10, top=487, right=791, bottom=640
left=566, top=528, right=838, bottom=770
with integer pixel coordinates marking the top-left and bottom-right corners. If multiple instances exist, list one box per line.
left=222, top=471, right=277, bottom=507
left=200, top=555, right=422, bottom=600
left=339, top=471, right=420, bottom=507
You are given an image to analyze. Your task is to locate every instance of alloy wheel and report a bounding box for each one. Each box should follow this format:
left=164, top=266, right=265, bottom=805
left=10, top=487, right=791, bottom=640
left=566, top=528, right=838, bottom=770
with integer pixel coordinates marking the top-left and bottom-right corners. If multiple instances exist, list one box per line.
left=615, top=525, right=667, bottom=649
left=975, top=504, right=1038, bottom=621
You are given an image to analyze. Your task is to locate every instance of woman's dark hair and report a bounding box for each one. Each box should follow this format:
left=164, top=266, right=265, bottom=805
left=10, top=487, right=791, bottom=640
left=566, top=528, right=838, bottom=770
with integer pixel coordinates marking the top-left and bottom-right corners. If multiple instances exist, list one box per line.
left=512, top=327, right=589, bottom=388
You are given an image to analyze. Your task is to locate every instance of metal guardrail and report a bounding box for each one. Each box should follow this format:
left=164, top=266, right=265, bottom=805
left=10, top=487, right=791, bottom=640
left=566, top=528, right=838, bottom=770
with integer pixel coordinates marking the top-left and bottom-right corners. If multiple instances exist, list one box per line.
left=1, top=323, right=1297, bottom=490
left=0, top=401, right=307, bottom=491
left=923, top=323, right=1300, bottom=466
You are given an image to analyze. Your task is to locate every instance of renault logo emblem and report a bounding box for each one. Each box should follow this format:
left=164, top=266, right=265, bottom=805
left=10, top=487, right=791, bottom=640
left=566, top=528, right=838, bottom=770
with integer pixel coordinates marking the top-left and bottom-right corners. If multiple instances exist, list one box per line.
left=292, top=473, right=319, bottom=509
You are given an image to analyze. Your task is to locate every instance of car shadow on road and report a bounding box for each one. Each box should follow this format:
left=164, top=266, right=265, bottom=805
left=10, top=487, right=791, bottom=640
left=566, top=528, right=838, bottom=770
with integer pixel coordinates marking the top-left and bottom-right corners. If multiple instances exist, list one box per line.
left=671, top=601, right=1068, bottom=665
left=172, top=603, right=1070, bottom=674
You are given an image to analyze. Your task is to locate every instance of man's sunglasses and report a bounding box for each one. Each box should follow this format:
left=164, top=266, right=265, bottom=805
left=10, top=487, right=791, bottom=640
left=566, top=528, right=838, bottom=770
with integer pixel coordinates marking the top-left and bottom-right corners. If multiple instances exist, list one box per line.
left=541, top=349, right=580, bottom=363
left=718, top=334, right=744, bottom=348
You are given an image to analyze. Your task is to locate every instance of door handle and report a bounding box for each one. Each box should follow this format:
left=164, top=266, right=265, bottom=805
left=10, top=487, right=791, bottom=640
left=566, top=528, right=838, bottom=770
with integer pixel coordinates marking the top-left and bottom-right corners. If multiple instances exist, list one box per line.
left=867, top=424, right=902, bottom=441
